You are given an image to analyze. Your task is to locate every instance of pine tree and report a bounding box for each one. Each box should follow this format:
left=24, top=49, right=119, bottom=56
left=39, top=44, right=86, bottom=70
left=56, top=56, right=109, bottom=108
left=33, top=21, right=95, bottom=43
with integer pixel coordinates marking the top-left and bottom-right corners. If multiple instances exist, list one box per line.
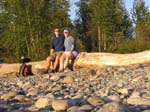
left=132, top=0, right=149, bottom=40
left=75, top=0, right=133, bottom=52
left=74, top=0, right=92, bottom=52
left=0, top=0, right=72, bottom=63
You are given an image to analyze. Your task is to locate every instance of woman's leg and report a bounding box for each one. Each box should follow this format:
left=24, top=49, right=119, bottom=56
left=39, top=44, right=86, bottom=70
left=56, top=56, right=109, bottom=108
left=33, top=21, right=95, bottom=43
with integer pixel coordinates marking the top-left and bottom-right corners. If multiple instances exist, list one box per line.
left=63, top=53, right=73, bottom=69
left=59, top=53, right=66, bottom=71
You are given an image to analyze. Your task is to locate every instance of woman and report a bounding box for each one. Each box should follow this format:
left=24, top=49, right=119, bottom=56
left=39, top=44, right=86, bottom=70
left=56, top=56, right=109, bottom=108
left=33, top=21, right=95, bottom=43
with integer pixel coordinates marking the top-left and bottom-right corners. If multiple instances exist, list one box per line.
left=59, top=29, right=78, bottom=72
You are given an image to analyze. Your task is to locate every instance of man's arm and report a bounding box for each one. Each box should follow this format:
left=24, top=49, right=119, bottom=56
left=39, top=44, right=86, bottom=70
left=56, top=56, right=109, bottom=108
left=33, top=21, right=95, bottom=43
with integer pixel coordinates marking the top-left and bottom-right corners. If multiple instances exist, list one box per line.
left=50, top=49, right=54, bottom=55
left=50, top=38, right=54, bottom=55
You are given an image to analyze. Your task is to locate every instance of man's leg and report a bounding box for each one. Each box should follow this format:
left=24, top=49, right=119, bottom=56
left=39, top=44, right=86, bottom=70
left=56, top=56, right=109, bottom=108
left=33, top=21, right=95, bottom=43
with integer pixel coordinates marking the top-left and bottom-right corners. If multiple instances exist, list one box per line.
left=53, top=55, right=60, bottom=71
left=44, top=56, right=54, bottom=71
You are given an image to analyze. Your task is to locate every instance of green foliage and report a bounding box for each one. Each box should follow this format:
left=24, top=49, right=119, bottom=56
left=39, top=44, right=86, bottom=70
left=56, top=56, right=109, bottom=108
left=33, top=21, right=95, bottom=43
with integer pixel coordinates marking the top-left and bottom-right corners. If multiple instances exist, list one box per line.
left=75, top=0, right=133, bottom=52
left=0, top=0, right=72, bottom=63
left=108, top=38, right=150, bottom=53
left=75, top=0, right=150, bottom=53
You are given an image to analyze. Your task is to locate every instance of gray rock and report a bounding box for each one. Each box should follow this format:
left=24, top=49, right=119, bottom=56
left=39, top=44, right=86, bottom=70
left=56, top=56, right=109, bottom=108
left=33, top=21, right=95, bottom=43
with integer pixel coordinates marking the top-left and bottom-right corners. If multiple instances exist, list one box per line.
left=67, top=106, right=81, bottom=112
left=118, top=89, right=129, bottom=95
left=1, top=92, right=17, bottom=101
left=50, top=75, right=60, bottom=81
left=104, top=95, right=121, bottom=103
left=27, top=89, right=38, bottom=96
left=87, top=96, right=104, bottom=106
left=79, top=105, right=93, bottom=111
left=97, top=102, right=129, bottom=112
left=52, top=99, right=69, bottom=111
left=14, top=95, right=25, bottom=102
left=130, top=91, right=141, bottom=98
left=21, top=82, right=33, bottom=90
left=45, top=93, right=55, bottom=99
left=35, top=98, right=51, bottom=109
left=62, top=75, right=74, bottom=84
left=127, top=97, right=150, bottom=106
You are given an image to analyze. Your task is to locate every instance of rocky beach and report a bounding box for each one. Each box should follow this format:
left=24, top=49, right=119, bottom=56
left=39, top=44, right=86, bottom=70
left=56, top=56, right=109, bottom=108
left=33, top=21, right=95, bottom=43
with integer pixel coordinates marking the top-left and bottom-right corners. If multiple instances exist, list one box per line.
left=0, top=64, right=150, bottom=112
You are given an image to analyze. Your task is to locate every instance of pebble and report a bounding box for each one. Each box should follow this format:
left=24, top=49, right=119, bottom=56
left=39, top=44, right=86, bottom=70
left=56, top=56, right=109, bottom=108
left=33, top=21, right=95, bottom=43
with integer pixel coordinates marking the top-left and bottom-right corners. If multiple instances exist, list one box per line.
left=87, top=96, right=104, bottom=106
left=52, top=99, right=69, bottom=111
left=97, top=102, right=128, bottom=112
left=35, top=98, right=51, bottom=109
left=118, top=88, right=129, bottom=95
left=1, top=65, right=150, bottom=111
left=67, top=106, right=81, bottom=112
left=127, top=97, right=150, bottom=106
left=79, top=105, right=93, bottom=111
left=50, top=75, right=60, bottom=81
left=14, top=95, right=25, bottom=102
left=1, top=92, right=17, bottom=101
left=62, top=75, right=74, bottom=84
left=106, top=95, right=121, bottom=102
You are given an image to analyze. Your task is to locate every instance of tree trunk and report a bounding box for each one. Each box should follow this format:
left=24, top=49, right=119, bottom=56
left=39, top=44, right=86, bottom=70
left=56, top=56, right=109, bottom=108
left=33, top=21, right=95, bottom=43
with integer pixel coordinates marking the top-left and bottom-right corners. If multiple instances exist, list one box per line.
left=1, top=50, right=150, bottom=77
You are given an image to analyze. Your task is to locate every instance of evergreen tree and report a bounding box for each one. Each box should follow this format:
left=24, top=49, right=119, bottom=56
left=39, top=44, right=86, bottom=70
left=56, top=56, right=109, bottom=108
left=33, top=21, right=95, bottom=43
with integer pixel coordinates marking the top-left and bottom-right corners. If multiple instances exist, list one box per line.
left=0, top=0, right=72, bottom=63
left=74, top=0, right=92, bottom=52
left=75, top=0, right=133, bottom=52
left=132, top=0, right=149, bottom=40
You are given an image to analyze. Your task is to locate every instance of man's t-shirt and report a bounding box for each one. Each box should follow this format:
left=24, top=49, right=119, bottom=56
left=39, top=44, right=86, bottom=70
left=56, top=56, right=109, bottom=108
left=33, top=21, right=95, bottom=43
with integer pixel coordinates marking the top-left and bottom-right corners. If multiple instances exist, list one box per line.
left=50, top=35, right=65, bottom=52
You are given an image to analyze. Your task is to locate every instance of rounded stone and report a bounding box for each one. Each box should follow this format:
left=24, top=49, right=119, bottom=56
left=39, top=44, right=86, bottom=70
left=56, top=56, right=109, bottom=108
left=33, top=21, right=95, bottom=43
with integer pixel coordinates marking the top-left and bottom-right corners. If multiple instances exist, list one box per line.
left=87, top=96, right=104, bottom=106
left=52, top=99, right=69, bottom=111
left=1, top=92, right=17, bottom=101
left=62, top=76, right=74, bottom=84
left=67, top=106, right=81, bottom=112
left=97, top=102, right=127, bottom=112
left=79, top=105, right=93, bottom=111
left=35, top=98, right=51, bottom=109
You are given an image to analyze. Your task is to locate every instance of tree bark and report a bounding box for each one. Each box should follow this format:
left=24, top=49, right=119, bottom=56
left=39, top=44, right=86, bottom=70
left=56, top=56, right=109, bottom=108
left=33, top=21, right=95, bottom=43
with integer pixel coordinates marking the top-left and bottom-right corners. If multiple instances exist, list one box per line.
left=1, top=50, right=150, bottom=77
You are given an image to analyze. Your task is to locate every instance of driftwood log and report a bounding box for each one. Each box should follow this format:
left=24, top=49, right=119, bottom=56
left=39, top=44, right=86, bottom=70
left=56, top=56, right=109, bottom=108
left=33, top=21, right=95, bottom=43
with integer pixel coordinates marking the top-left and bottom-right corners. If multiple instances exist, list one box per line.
left=73, top=50, right=150, bottom=69
left=1, top=50, right=150, bottom=77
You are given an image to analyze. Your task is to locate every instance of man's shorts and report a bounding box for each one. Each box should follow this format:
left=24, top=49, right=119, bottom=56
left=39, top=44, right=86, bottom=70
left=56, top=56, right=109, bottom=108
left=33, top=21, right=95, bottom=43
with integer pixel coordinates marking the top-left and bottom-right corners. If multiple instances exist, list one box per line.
left=50, top=51, right=64, bottom=59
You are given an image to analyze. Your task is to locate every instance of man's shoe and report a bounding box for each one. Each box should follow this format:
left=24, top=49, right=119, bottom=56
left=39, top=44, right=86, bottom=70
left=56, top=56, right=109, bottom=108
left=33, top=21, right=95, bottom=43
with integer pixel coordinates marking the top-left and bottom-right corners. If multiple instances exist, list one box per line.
left=51, top=69, right=56, bottom=73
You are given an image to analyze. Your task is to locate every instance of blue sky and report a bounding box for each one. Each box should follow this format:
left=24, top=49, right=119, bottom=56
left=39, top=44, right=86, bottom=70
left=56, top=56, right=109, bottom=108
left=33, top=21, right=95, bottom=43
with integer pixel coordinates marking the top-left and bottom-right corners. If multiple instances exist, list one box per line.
left=69, top=0, right=150, bottom=20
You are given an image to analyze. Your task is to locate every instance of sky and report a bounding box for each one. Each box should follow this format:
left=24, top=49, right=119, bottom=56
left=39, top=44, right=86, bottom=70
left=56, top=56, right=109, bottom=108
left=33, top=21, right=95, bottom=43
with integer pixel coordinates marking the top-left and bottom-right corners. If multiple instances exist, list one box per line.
left=69, top=0, right=150, bottom=20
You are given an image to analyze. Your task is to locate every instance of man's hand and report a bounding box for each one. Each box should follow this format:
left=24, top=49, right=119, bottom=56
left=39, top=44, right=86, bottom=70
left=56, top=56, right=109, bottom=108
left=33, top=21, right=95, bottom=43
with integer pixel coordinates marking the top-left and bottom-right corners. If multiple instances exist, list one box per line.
left=50, top=49, right=54, bottom=56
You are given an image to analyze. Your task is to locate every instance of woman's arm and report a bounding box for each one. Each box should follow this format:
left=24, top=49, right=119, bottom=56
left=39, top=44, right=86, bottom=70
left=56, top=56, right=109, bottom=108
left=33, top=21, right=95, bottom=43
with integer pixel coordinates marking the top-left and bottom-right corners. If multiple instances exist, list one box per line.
left=70, top=37, right=75, bottom=53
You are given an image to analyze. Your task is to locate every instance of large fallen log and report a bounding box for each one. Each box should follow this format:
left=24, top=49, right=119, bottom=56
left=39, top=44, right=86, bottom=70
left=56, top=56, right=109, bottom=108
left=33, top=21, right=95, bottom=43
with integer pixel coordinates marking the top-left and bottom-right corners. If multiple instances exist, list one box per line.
left=0, top=50, right=150, bottom=77
left=73, top=50, right=150, bottom=69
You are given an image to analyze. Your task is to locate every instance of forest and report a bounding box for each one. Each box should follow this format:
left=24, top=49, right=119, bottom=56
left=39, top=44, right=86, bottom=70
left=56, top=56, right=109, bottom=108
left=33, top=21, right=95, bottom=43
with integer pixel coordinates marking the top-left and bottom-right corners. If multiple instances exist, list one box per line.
left=0, top=0, right=150, bottom=63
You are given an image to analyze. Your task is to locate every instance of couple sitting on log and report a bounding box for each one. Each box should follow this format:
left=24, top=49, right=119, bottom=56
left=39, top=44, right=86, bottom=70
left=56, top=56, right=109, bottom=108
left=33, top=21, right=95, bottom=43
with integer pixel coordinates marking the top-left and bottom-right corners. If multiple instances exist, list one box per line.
left=41, top=28, right=78, bottom=74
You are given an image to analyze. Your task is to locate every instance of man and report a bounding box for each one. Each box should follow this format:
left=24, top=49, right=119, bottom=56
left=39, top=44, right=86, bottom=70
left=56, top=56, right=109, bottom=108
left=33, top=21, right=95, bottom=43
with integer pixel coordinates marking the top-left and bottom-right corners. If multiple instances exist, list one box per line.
left=41, top=28, right=65, bottom=74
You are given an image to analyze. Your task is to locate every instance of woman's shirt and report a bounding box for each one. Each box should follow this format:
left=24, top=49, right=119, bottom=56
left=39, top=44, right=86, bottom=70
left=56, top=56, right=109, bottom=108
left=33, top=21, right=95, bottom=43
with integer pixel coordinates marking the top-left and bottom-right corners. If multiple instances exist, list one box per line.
left=64, top=36, right=77, bottom=52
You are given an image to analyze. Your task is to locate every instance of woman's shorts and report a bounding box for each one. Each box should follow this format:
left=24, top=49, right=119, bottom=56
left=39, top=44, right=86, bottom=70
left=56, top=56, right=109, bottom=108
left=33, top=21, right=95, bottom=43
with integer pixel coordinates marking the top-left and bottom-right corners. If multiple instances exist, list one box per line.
left=72, top=51, right=78, bottom=57
left=64, top=51, right=78, bottom=57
